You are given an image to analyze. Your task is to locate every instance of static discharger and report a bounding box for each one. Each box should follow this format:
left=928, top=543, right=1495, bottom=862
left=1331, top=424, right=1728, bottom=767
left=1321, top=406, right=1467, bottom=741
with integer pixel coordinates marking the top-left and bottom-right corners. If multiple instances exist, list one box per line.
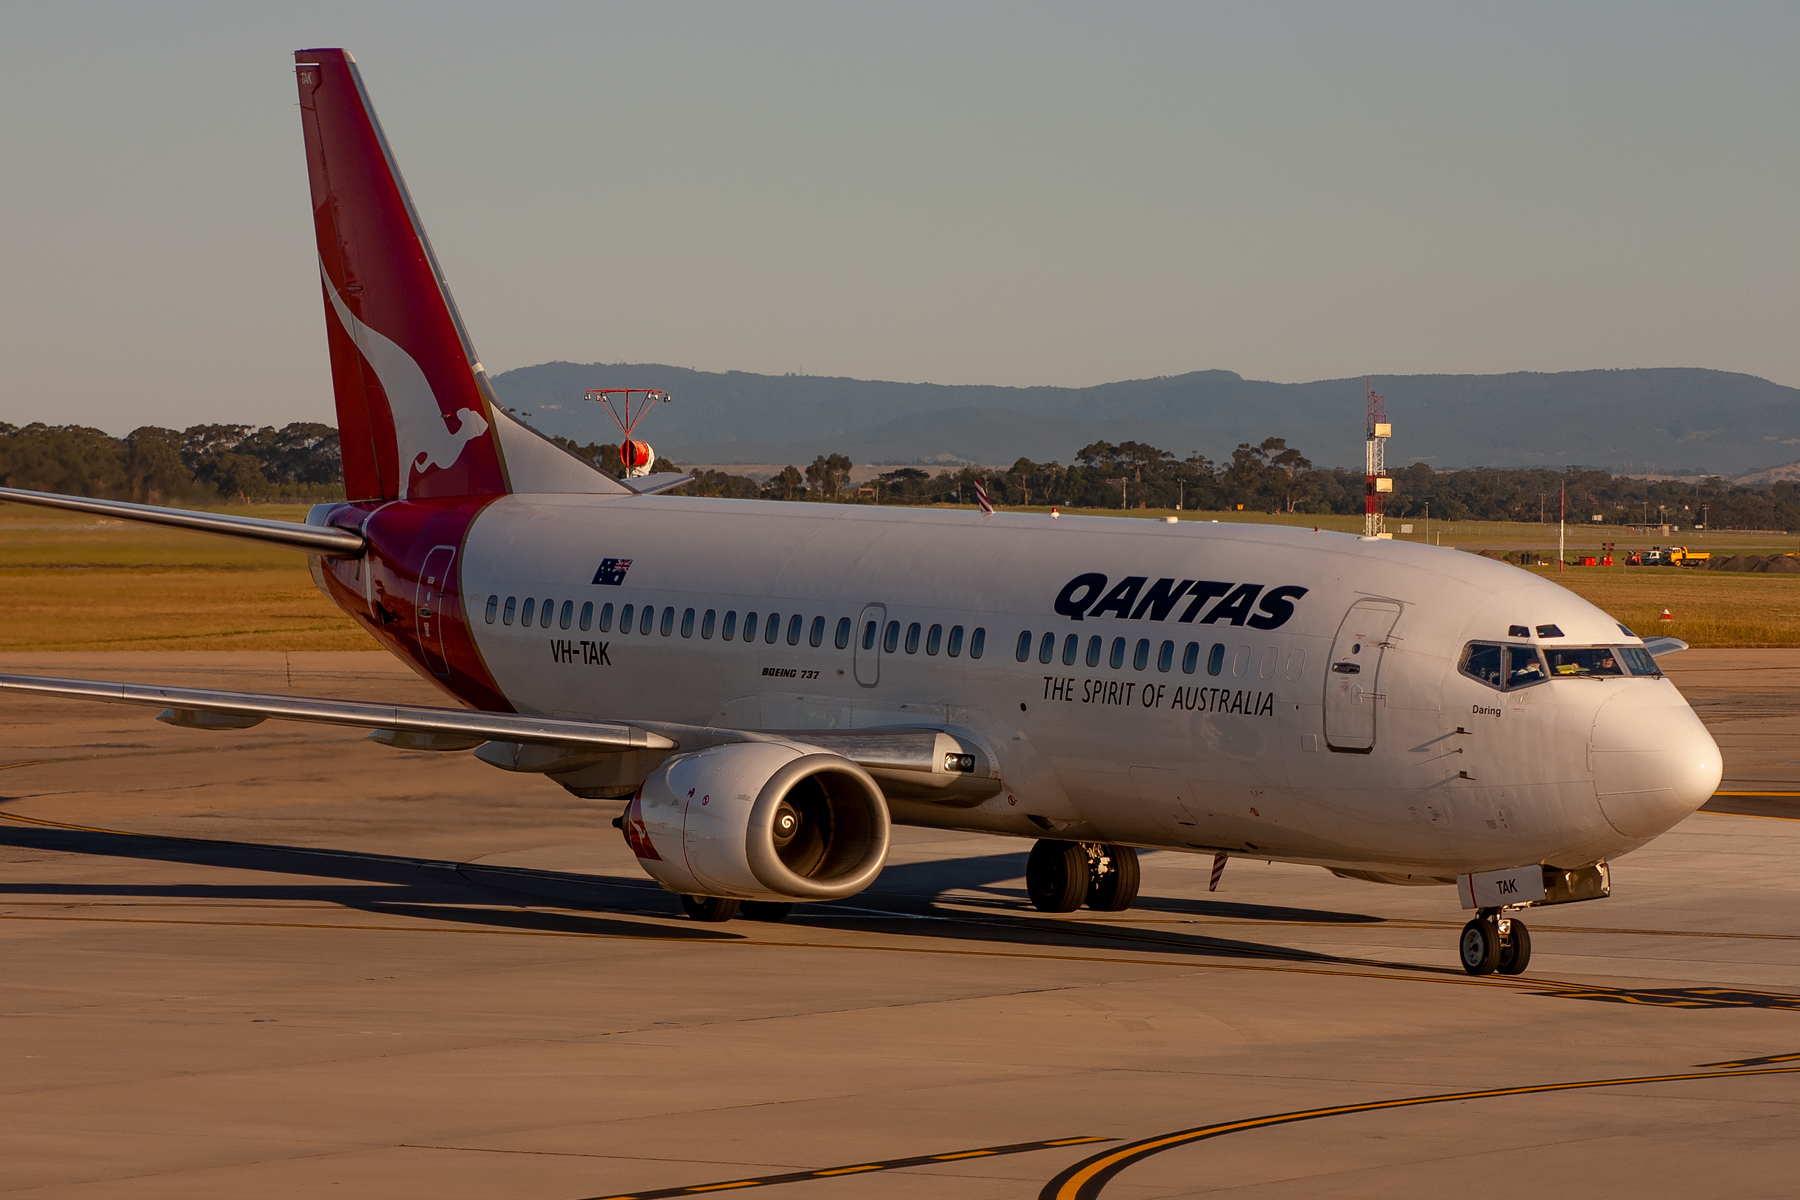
left=584, top=388, right=670, bottom=479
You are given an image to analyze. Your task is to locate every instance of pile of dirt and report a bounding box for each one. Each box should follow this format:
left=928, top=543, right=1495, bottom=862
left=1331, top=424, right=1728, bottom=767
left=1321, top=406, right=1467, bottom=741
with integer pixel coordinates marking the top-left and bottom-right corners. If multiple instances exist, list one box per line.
left=1706, top=553, right=1800, bottom=574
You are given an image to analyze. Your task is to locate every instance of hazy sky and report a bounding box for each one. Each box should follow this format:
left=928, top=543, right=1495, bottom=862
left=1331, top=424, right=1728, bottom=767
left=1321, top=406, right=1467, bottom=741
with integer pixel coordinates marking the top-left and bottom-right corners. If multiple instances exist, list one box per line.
left=1, top=2, right=1793, bottom=433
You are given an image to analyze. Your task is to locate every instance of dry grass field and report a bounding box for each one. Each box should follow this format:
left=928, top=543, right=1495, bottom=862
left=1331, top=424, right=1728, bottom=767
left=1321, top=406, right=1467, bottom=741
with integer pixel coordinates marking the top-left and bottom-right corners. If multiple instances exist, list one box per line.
left=5, top=500, right=1800, bottom=649
left=0, top=505, right=373, bottom=652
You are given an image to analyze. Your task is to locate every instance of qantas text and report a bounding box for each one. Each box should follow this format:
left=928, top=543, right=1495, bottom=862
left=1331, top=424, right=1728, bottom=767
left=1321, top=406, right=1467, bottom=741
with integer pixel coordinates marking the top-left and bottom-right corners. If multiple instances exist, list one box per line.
left=1054, top=573, right=1306, bottom=629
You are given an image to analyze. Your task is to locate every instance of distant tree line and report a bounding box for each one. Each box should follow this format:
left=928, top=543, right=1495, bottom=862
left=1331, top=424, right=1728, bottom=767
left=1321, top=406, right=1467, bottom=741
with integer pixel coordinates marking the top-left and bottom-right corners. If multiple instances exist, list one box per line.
left=0, top=422, right=344, bottom=504
left=9, top=421, right=1799, bottom=530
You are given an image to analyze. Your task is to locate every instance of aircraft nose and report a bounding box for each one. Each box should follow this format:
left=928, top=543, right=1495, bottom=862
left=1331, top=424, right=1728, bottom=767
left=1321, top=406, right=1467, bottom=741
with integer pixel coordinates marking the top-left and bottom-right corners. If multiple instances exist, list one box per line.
left=1589, top=687, right=1722, bottom=839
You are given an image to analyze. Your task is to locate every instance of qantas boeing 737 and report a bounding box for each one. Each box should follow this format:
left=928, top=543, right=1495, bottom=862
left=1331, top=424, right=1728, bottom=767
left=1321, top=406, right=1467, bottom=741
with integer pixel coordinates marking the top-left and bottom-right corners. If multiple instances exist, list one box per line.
left=0, top=49, right=1723, bottom=976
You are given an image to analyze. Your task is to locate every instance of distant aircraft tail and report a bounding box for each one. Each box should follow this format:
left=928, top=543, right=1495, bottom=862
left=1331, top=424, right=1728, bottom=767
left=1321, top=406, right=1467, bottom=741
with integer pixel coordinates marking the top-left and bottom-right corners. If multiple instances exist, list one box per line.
left=294, top=49, right=621, bottom=501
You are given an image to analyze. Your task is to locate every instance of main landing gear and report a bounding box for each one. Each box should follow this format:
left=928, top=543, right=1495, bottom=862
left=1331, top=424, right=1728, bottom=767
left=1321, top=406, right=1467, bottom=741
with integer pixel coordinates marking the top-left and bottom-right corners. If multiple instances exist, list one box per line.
left=1026, top=840, right=1141, bottom=913
left=678, top=896, right=793, bottom=923
left=1459, top=909, right=1532, bottom=976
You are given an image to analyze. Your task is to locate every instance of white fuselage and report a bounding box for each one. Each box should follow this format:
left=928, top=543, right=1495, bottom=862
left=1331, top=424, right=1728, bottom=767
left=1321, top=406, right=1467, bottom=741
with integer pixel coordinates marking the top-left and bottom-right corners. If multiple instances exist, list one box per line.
left=454, top=496, right=1721, bottom=879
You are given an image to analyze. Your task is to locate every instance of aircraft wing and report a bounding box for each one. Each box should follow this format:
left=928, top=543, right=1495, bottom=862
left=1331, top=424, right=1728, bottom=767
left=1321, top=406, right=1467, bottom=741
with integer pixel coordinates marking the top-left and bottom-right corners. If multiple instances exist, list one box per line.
left=1643, top=637, right=1690, bottom=658
left=0, top=487, right=365, bottom=556
left=0, top=673, right=673, bottom=752
left=0, top=674, right=999, bottom=804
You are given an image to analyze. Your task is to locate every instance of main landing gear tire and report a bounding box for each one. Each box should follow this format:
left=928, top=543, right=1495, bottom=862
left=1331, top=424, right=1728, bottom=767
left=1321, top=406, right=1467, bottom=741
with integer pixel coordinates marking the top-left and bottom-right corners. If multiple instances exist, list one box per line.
left=1027, top=840, right=1090, bottom=912
left=680, top=895, right=741, bottom=922
left=1497, top=919, right=1532, bottom=976
left=1459, top=917, right=1501, bottom=975
left=741, top=901, right=794, bottom=923
left=1086, top=844, right=1141, bottom=912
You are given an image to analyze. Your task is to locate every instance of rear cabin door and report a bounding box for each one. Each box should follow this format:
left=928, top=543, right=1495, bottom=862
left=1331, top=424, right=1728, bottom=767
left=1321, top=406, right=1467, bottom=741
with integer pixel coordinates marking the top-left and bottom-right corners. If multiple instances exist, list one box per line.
left=853, top=603, right=886, bottom=687
left=415, top=545, right=456, bottom=679
left=1323, top=599, right=1402, bottom=752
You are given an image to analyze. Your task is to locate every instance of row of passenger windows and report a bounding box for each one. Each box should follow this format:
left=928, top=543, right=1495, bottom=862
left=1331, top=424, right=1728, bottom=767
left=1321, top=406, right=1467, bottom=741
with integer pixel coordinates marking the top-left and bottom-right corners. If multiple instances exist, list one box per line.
left=1016, top=629, right=1302, bottom=680
left=1460, top=642, right=1660, bottom=691
left=483, top=595, right=987, bottom=658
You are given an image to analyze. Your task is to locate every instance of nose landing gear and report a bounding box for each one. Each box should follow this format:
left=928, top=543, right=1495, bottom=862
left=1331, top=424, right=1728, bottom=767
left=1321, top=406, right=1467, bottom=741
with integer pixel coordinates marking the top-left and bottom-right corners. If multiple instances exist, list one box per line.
left=1025, top=840, right=1142, bottom=913
left=1459, top=909, right=1532, bottom=976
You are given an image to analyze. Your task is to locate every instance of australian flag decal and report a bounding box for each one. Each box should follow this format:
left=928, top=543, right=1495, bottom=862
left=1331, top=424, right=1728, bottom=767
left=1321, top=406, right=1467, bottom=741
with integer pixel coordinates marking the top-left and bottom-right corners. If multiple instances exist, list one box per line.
left=592, top=558, right=633, bottom=586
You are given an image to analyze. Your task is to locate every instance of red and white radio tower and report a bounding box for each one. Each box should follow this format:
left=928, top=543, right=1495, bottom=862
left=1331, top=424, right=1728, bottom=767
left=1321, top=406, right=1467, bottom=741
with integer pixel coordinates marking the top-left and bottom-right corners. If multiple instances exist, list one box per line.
left=583, top=388, right=670, bottom=478
left=1364, top=379, right=1392, bottom=538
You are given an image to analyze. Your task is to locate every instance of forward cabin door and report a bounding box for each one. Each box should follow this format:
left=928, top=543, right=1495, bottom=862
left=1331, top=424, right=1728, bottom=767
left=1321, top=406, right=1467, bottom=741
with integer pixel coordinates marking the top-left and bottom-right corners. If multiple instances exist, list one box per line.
left=1323, top=599, right=1402, bottom=753
left=853, top=603, right=886, bottom=687
left=415, top=545, right=456, bottom=679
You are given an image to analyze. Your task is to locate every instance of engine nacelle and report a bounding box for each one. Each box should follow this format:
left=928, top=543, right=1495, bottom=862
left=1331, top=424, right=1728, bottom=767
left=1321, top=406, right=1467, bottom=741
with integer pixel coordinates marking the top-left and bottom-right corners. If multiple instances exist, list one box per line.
left=623, top=741, right=890, bottom=901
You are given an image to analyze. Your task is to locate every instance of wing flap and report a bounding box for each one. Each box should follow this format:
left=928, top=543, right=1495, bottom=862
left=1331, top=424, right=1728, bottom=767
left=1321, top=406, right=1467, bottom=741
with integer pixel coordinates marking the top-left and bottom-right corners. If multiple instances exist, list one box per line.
left=0, top=674, right=673, bottom=752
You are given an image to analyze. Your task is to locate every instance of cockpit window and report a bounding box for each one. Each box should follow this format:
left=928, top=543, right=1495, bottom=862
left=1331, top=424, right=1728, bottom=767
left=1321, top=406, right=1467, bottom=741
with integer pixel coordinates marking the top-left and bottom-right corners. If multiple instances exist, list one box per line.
left=1460, top=643, right=1504, bottom=688
left=1620, top=646, right=1660, bottom=676
left=1546, top=647, right=1626, bottom=677
left=1505, top=645, right=1547, bottom=690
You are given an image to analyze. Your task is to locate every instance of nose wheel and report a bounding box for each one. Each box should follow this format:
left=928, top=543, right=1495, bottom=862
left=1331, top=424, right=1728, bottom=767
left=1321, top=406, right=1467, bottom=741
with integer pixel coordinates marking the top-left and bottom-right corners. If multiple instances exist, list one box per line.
left=1459, top=910, right=1532, bottom=976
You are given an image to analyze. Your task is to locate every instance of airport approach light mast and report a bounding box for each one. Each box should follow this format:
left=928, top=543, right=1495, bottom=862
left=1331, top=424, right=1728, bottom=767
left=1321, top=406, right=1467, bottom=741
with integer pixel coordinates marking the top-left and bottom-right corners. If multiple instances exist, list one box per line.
left=1365, top=379, right=1391, bottom=538
left=585, top=388, right=670, bottom=478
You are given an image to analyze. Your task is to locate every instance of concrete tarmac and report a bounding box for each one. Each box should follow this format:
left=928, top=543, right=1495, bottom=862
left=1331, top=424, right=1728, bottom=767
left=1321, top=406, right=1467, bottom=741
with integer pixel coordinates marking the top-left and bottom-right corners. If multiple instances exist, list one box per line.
left=1, top=651, right=1796, bottom=1199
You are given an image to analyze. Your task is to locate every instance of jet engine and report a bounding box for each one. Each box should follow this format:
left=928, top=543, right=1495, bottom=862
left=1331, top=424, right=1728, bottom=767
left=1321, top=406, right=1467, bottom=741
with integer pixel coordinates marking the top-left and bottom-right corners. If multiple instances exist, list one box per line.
left=622, top=741, right=891, bottom=902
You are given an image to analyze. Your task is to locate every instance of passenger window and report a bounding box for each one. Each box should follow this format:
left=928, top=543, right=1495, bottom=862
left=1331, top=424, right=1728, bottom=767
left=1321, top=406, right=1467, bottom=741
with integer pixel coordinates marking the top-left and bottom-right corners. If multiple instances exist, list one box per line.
left=579, top=601, right=593, bottom=631
left=1038, top=632, right=1054, bottom=664
left=970, top=627, right=985, bottom=658
left=1086, top=635, right=1102, bottom=668
left=542, top=601, right=555, bottom=629
left=657, top=607, right=671, bottom=636
left=702, top=609, right=716, bottom=639
left=522, top=598, right=537, bottom=626
left=1207, top=643, right=1224, bottom=676
left=927, top=624, right=943, bottom=655
left=947, top=625, right=964, bottom=657
left=810, top=616, right=826, bottom=647
left=1062, top=634, right=1078, bottom=666
left=883, top=620, right=900, bottom=653
left=503, top=596, right=516, bottom=626
left=560, top=600, right=574, bottom=630
left=619, top=603, right=634, bottom=632
left=863, top=620, right=878, bottom=650
left=1182, top=642, right=1199, bottom=674
left=722, top=610, right=738, bottom=640
left=1133, top=639, right=1150, bottom=670
left=1016, top=631, right=1033, bottom=662
left=743, top=612, right=757, bottom=642
left=599, top=602, right=613, bottom=632
left=907, top=623, right=922, bottom=654
left=1546, top=647, right=1625, bottom=677
left=835, top=616, right=852, bottom=649
left=788, top=614, right=803, bottom=645
left=485, top=595, right=498, bottom=623
left=1460, top=643, right=1504, bottom=689
left=1506, top=645, right=1546, bottom=688
left=1258, top=647, right=1277, bottom=680
left=641, top=606, right=655, bottom=635
left=681, top=608, right=696, bottom=638
left=1621, top=646, right=1659, bottom=676
left=1157, top=640, right=1174, bottom=672
left=1231, top=646, right=1251, bottom=677
left=1109, top=637, right=1126, bottom=669
left=1284, top=648, right=1305, bottom=681
left=765, top=613, right=780, bottom=644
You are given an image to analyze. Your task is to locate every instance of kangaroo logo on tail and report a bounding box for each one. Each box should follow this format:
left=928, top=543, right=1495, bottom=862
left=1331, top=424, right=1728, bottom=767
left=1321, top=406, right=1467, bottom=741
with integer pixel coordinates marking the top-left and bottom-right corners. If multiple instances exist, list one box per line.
left=321, top=263, right=490, bottom=499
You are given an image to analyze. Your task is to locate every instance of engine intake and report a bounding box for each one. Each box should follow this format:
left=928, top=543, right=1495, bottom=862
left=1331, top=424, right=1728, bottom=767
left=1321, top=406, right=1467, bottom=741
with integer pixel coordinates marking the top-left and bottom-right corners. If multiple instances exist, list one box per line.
left=625, top=741, right=890, bottom=902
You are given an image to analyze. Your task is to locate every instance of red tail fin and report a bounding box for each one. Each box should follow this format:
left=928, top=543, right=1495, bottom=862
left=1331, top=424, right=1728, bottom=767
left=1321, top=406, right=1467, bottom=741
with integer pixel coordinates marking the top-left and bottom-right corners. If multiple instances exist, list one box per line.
left=295, top=49, right=619, bottom=501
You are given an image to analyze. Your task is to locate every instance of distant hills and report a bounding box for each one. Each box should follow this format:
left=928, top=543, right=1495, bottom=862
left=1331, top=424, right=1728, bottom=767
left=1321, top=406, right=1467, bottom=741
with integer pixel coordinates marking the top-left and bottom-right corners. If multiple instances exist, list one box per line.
left=488, top=363, right=1800, bottom=476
